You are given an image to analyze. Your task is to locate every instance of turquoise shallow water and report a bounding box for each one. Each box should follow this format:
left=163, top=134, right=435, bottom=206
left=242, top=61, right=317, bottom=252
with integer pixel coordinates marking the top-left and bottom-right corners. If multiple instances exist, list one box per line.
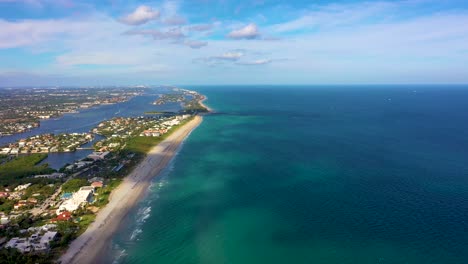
left=112, top=86, right=468, bottom=264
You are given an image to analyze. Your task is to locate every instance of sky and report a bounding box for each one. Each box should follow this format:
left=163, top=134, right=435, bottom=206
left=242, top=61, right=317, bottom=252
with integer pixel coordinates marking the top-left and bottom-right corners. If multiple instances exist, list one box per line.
left=0, top=0, right=468, bottom=86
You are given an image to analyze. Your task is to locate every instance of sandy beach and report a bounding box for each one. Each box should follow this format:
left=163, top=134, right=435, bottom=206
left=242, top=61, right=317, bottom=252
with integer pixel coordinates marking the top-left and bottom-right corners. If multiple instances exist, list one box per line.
left=200, top=95, right=213, bottom=112
left=59, top=115, right=203, bottom=264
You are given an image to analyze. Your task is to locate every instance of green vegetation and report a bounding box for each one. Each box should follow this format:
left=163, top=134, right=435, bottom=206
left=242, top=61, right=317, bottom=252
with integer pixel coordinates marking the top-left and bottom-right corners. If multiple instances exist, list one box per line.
left=23, top=183, right=58, bottom=202
left=0, top=199, right=14, bottom=213
left=0, top=154, right=54, bottom=185
left=144, top=111, right=176, bottom=115
left=0, top=248, right=50, bottom=264
left=61, top=178, right=88, bottom=193
left=126, top=136, right=162, bottom=155
left=54, top=221, right=78, bottom=248
left=76, top=214, right=96, bottom=229
left=183, top=100, right=208, bottom=113
left=94, top=179, right=122, bottom=207
left=126, top=116, right=194, bottom=155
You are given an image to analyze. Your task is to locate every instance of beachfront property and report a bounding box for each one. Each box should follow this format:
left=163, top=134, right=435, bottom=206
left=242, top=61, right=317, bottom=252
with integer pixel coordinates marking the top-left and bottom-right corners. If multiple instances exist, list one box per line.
left=94, top=115, right=191, bottom=140
left=5, top=231, right=57, bottom=253
left=56, top=186, right=94, bottom=214
left=91, top=181, right=103, bottom=188
left=88, top=177, right=104, bottom=183
left=51, top=211, right=72, bottom=223
left=140, top=129, right=164, bottom=137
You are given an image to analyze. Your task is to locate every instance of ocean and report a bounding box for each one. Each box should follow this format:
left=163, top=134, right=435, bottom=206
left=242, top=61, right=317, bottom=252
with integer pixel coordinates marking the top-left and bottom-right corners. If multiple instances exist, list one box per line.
left=111, top=85, right=468, bottom=264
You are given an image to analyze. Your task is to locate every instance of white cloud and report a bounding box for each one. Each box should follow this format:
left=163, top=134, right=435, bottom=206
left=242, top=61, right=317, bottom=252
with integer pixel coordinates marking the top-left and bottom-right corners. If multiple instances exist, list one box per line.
left=0, top=18, right=98, bottom=49
left=1, top=0, right=468, bottom=85
left=119, top=5, right=160, bottom=26
left=214, top=51, right=244, bottom=61
left=227, top=23, right=260, bottom=39
left=237, top=59, right=272, bottom=65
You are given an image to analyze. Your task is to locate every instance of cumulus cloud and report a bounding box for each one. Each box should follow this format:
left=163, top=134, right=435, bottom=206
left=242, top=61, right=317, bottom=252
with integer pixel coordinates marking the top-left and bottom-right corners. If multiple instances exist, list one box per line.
left=119, top=5, right=160, bottom=26
left=227, top=23, right=260, bottom=39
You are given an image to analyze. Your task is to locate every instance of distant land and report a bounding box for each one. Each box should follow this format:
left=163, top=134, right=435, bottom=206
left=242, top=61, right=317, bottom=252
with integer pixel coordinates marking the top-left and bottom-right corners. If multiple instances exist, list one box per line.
left=0, top=86, right=209, bottom=263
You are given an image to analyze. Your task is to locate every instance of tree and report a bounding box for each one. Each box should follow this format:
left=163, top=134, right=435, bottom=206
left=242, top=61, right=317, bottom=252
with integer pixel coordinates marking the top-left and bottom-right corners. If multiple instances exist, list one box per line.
left=61, top=179, right=88, bottom=193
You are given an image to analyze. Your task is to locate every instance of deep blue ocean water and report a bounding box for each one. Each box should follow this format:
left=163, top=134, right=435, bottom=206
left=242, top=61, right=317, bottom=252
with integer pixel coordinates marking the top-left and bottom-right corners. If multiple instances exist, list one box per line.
left=115, top=86, right=468, bottom=263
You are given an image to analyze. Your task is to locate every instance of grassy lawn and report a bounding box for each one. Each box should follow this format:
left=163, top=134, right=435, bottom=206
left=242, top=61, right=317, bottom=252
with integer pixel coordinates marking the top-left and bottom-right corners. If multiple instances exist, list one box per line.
left=76, top=214, right=96, bottom=230
left=94, top=179, right=122, bottom=207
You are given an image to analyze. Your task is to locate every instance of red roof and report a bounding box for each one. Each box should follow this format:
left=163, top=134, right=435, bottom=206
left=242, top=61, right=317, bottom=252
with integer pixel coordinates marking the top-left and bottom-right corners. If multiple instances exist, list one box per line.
left=52, top=211, right=72, bottom=222
left=91, top=182, right=103, bottom=188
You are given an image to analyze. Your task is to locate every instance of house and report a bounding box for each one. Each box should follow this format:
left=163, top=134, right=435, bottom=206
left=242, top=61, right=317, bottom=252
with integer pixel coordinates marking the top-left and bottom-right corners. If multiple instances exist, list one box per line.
left=27, top=198, right=38, bottom=204
left=5, top=231, right=57, bottom=253
left=18, top=140, right=26, bottom=147
left=51, top=211, right=72, bottom=222
left=5, top=238, right=31, bottom=253
left=14, top=200, right=30, bottom=209
left=141, top=129, right=161, bottom=137
left=0, top=216, right=9, bottom=225
left=91, top=182, right=103, bottom=188
left=34, top=172, right=66, bottom=179
left=14, top=183, right=32, bottom=191
left=87, top=151, right=110, bottom=161
left=0, top=148, right=11, bottom=154
left=88, top=177, right=104, bottom=183
left=0, top=192, right=9, bottom=198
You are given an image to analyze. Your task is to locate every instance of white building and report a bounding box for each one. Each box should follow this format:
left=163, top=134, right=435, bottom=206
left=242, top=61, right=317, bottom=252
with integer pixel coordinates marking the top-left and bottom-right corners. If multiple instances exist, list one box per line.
left=56, top=186, right=94, bottom=214
left=14, top=183, right=32, bottom=192
left=34, top=172, right=66, bottom=179
left=1, top=148, right=11, bottom=154
left=87, top=151, right=110, bottom=161
left=5, top=231, right=57, bottom=253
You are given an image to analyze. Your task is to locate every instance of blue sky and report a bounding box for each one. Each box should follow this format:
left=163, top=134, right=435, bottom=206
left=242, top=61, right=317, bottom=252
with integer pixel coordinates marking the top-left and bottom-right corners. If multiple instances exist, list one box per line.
left=0, top=0, right=468, bottom=86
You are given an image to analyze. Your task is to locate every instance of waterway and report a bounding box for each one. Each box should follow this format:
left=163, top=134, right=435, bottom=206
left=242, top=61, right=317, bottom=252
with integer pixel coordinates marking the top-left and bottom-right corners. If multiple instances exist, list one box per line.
left=1, top=88, right=182, bottom=169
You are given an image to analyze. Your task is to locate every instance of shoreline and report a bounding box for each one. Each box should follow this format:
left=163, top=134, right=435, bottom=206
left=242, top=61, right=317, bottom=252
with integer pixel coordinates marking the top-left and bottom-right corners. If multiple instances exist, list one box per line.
left=200, top=95, right=213, bottom=112
left=58, top=114, right=204, bottom=264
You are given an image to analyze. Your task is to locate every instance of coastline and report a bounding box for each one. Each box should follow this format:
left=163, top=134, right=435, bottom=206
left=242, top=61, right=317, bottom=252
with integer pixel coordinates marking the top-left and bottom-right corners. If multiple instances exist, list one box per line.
left=200, top=95, right=213, bottom=112
left=58, top=114, right=203, bottom=264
